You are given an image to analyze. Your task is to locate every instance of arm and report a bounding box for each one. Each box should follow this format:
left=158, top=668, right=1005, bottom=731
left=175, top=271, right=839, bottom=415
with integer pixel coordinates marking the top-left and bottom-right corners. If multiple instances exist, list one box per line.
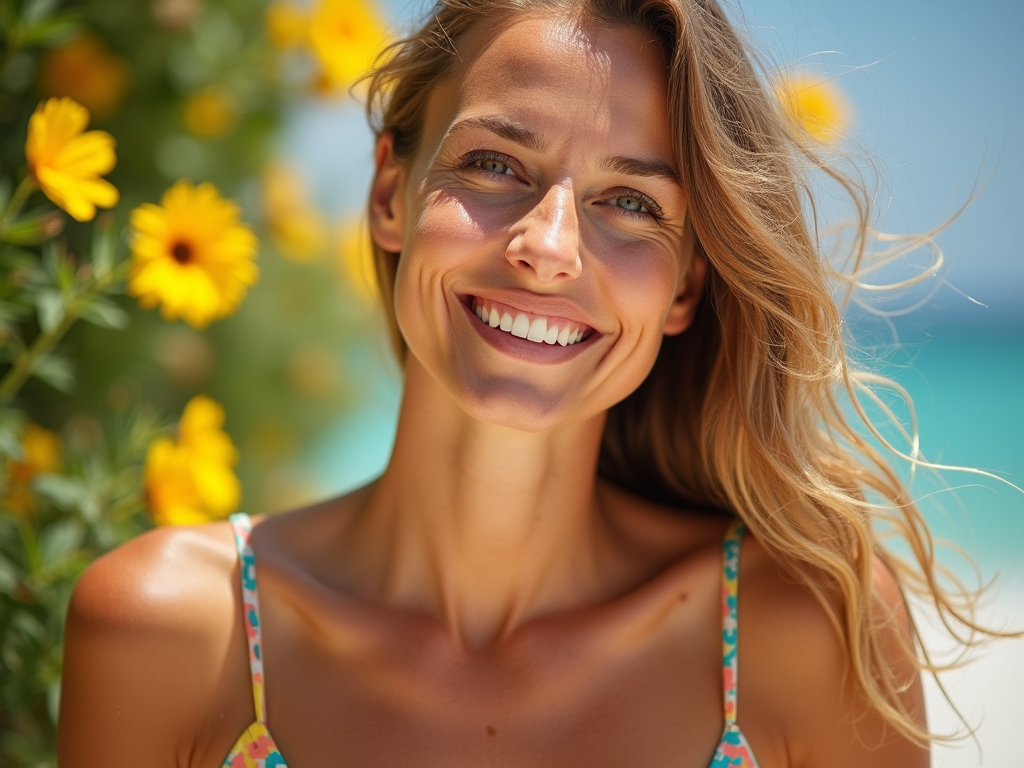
left=57, top=524, right=253, bottom=768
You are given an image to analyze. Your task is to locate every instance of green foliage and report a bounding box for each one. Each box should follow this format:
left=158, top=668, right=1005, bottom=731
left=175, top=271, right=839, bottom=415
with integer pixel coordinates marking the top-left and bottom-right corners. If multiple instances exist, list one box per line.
left=0, top=0, right=378, bottom=762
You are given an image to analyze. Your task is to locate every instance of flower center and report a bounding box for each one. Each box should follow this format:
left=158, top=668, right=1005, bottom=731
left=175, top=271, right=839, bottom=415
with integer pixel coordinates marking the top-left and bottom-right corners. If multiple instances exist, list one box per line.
left=171, top=241, right=193, bottom=264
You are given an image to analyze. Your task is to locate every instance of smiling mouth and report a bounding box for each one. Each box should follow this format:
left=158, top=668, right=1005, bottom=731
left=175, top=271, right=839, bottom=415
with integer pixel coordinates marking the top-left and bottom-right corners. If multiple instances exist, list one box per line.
left=469, top=297, right=592, bottom=347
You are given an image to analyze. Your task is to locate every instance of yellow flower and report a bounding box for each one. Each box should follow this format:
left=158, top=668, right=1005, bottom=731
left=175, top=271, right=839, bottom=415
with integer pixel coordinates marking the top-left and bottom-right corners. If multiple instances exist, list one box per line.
left=335, top=218, right=377, bottom=302
left=261, top=163, right=328, bottom=262
left=265, top=1, right=308, bottom=49
left=3, top=424, right=61, bottom=517
left=144, top=395, right=241, bottom=526
left=183, top=87, right=237, bottom=139
left=775, top=74, right=851, bottom=145
left=308, top=0, right=387, bottom=93
left=38, top=34, right=131, bottom=121
left=128, top=180, right=259, bottom=329
left=25, top=97, right=119, bottom=222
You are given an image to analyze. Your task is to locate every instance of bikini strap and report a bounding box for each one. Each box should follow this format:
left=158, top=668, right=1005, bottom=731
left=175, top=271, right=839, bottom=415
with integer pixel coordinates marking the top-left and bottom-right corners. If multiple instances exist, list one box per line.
left=721, top=519, right=745, bottom=727
left=228, top=512, right=267, bottom=724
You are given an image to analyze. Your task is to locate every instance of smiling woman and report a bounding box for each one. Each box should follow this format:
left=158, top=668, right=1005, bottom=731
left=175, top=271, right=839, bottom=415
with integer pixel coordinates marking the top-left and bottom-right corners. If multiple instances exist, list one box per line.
left=56, top=1, right=1006, bottom=767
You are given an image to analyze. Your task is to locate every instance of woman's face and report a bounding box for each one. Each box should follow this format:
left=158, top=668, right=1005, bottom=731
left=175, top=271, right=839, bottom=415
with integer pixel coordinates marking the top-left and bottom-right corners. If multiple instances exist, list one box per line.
left=372, top=12, right=704, bottom=432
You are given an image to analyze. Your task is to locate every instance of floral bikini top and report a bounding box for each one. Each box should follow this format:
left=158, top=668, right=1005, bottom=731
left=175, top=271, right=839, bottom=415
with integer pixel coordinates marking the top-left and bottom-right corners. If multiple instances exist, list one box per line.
left=222, top=514, right=760, bottom=768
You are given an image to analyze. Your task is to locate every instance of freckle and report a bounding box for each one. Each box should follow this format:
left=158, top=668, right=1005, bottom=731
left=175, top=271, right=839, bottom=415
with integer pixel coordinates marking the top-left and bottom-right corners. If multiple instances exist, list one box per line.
left=487, top=726, right=496, bottom=736
left=679, top=592, right=689, bottom=601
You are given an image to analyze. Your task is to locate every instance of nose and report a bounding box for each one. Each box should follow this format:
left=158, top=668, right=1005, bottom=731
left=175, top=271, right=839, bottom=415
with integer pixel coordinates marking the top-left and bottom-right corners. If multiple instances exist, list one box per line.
left=505, top=183, right=582, bottom=282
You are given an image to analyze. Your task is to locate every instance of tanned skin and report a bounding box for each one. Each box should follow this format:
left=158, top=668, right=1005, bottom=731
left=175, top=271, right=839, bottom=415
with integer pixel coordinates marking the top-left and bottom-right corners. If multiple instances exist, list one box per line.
left=58, top=14, right=927, bottom=768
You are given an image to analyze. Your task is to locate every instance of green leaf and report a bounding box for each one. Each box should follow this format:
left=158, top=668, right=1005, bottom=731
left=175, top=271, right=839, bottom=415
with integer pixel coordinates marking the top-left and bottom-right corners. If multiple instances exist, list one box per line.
left=0, top=177, right=11, bottom=212
left=22, top=13, right=79, bottom=47
left=38, top=518, right=84, bottom=567
left=80, top=297, right=129, bottom=330
left=2, top=210, right=65, bottom=245
left=31, top=351, right=74, bottom=392
left=20, top=0, right=60, bottom=27
left=35, top=288, right=64, bottom=333
left=32, top=474, right=86, bottom=511
left=90, top=214, right=119, bottom=281
left=0, top=408, right=25, bottom=460
left=0, top=553, right=19, bottom=593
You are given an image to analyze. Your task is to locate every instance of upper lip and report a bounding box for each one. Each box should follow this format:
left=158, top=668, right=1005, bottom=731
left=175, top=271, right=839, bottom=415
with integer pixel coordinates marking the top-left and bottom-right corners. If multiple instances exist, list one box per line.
left=458, top=289, right=597, bottom=331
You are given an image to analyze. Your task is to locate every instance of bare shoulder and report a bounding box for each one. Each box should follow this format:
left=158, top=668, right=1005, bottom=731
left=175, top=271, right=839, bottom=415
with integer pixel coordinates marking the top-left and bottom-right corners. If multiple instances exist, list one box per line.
left=59, top=521, right=252, bottom=768
left=738, top=536, right=928, bottom=768
left=67, top=521, right=238, bottom=632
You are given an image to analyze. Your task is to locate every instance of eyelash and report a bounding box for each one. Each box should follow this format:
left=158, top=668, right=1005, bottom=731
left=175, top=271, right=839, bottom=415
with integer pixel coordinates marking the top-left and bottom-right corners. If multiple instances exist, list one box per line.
left=460, top=150, right=665, bottom=222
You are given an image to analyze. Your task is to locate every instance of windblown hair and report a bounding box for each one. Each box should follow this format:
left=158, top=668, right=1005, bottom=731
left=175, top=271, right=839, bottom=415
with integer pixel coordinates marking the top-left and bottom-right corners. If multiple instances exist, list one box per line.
left=363, top=0, right=1000, bottom=744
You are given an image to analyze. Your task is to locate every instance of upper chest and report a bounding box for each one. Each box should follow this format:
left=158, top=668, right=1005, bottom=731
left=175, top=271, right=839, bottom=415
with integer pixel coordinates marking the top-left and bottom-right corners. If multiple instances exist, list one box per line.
left=240, top=553, right=732, bottom=768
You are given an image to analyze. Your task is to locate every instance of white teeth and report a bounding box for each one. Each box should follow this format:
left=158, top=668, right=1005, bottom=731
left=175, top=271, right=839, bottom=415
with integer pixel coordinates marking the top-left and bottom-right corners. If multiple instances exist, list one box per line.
left=474, top=298, right=589, bottom=347
left=527, top=317, right=547, bottom=342
left=511, top=313, right=530, bottom=338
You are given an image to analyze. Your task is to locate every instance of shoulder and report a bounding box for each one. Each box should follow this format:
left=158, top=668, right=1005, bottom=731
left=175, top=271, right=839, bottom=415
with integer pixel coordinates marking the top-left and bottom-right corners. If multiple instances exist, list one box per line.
left=67, top=519, right=240, bottom=638
left=59, top=520, right=253, bottom=767
left=737, top=535, right=927, bottom=768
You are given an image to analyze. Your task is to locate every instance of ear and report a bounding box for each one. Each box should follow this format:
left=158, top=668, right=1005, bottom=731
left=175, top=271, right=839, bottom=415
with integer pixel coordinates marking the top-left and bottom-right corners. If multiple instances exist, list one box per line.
left=369, top=132, right=406, bottom=253
left=663, top=249, right=708, bottom=337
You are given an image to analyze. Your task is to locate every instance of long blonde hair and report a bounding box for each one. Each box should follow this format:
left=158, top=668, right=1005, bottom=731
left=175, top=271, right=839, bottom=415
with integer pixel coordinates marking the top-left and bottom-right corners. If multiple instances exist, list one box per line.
left=363, top=0, right=1004, bottom=744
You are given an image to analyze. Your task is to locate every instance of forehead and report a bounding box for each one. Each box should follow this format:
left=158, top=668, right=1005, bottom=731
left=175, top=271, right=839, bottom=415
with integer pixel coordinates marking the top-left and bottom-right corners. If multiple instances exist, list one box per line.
left=418, top=13, right=673, bottom=164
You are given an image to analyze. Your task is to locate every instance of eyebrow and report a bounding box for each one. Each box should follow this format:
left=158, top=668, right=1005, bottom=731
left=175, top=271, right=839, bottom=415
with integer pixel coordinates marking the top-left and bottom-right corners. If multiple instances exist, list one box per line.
left=449, top=116, right=546, bottom=152
left=600, top=156, right=681, bottom=185
left=448, top=115, right=681, bottom=185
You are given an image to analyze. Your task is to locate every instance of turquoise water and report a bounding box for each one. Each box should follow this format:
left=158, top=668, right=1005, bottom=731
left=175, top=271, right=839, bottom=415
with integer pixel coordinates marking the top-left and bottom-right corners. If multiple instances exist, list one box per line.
left=312, top=328, right=1024, bottom=584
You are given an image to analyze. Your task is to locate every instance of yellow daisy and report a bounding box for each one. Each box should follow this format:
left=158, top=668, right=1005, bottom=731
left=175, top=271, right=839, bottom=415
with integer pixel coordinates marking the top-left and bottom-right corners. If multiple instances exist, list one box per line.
left=143, top=395, right=241, bottom=526
left=128, top=180, right=259, bottom=329
left=308, top=0, right=387, bottom=92
left=3, top=424, right=61, bottom=517
left=775, top=74, right=851, bottom=145
left=25, top=97, right=119, bottom=222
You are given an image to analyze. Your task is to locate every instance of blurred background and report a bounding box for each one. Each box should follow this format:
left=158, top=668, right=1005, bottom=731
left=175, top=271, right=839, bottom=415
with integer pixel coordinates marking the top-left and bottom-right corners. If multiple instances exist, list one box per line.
left=0, top=0, right=1019, bottom=764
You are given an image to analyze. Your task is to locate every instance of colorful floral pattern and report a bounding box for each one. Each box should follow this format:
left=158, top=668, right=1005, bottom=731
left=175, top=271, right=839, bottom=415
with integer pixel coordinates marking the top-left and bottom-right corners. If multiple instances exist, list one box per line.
left=223, top=513, right=288, bottom=767
left=709, top=521, right=760, bottom=768
left=221, top=514, right=758, bottom=768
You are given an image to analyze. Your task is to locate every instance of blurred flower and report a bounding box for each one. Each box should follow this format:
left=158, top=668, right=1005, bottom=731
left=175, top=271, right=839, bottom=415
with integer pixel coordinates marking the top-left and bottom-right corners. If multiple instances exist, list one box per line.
left=152, top=0, right=203, bottom=30
left=265, top=1, right=307, bottom=49
left=128, top=180, right=259, bottom=328
left=38, top=34, right=130, bottom=121
left=144, top=395, right=240, bottom=526
left=261, top=163, right=328, bottom=262
left=154, top=327, right=215, bottom=387
left=37, top=34, right=130, bottom=121
left=775, top=74, right=850, bottom=145
left=3, top=425, right=61, bottom=516
left=183, top=87, right=237, bottom=139
left=335, top=218, right=377, bottom=302
left=308, top=0, right=387, bottom=93
left=25, top=97, right=119, bottom=222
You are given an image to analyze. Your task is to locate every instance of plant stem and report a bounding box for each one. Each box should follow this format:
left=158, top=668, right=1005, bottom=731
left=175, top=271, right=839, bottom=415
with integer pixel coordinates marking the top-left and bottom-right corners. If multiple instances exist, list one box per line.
left=0, top=306, right=77, bottom=404
left=0, top=175, right=37, bottom=239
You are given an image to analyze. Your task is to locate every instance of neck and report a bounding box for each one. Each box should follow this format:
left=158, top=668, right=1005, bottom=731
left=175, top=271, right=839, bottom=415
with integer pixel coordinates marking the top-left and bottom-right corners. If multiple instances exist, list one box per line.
left=354, top=357, right=613, bottom=648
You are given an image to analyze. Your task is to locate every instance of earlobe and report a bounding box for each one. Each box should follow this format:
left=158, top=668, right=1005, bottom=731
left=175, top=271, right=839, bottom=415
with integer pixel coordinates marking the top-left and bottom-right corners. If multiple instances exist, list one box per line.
left=369, top=132, right=405, bottom=254
left=663, top=251, right=708, bottom=337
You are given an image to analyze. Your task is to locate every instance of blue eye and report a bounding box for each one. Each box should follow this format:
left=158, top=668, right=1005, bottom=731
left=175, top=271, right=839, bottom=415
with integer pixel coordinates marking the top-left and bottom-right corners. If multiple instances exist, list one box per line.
left=475, top=158, right=513, bottom=175
left=613, top=196, right=645, bottom=213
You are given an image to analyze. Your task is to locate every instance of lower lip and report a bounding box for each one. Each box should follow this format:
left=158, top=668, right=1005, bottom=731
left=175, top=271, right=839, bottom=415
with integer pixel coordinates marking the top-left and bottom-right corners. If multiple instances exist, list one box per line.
left=459, top=300, right=596, bottom=364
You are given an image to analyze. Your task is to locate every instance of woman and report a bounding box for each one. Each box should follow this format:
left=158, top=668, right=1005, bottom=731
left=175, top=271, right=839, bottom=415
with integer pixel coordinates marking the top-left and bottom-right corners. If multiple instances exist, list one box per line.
left=58, top=1, right=982, bottom=766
